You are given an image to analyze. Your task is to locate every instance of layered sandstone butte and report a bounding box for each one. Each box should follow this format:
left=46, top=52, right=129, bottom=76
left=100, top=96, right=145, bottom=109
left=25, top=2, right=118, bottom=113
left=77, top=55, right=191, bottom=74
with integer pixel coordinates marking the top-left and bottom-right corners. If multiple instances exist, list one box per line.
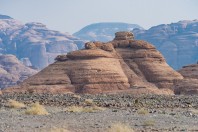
left=174, top=64, right=198, bottom=95
left=74, top=20, right=198, bottom=70
left=2, top=32, right=183, bottom=95
left=0, top=55, right=37, bottom=90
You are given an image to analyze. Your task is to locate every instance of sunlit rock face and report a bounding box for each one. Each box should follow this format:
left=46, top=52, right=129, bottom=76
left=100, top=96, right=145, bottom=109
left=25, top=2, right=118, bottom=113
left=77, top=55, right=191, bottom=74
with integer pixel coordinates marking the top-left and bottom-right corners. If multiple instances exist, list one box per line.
left=2, top=32, right=183, bottom=95
left=0, top=14, right=85, bottom=69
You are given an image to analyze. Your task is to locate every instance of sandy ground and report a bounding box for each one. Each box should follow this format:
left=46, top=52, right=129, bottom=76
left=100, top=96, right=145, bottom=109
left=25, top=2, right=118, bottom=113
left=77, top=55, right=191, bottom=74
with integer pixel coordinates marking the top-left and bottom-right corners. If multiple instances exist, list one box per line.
left=0, top=106, right=198, bottom=132
left=0, top=94, right=198, bottom=132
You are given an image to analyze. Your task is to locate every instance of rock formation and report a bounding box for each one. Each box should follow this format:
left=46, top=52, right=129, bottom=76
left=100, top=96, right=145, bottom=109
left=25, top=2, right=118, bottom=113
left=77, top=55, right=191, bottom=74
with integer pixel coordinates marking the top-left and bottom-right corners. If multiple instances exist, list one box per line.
left=0, top=55, right=37, bottom=90
left=2, top=32, right=183, bottom=95
left=74, top=20, right=198, bottom=70
left=133, top=20, right=198, bottom=69
left=174, top=64, right=198, bottom=95
left=0, top=14, right=85, bottom=69
left=73, top=22, right=143, bottom=42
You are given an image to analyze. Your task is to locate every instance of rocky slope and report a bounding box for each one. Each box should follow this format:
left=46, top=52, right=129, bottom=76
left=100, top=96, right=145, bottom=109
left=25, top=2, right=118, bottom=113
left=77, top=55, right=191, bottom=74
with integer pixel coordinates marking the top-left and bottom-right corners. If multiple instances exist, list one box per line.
left=73, top=22, right=143, bottom=42
left=2, top=32, right=184, bottom=95
left=0, top=14, right=85, bottom=69
left=174, top=64, right=198, bottom=95
left=0, top=54, right=37, bottom=90
left=133, top=20, right=198, bottom=69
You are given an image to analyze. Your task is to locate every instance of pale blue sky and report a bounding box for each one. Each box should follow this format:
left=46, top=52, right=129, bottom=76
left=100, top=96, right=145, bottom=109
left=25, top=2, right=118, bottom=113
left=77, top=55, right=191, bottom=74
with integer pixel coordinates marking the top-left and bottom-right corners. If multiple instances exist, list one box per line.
left=0, top=0, right=198, bottom=33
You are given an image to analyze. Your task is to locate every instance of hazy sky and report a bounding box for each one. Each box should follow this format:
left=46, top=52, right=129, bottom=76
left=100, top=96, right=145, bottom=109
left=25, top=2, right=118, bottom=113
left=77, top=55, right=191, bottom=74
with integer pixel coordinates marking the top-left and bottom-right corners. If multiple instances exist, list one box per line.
left=0, top=0, right=198, bottom=33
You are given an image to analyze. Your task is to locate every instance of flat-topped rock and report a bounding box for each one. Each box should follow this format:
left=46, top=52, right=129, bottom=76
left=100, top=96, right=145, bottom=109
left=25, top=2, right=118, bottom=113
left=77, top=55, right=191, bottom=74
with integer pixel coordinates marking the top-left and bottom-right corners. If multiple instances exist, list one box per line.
left=114, top=31, right=134, bottom=40
left=2, top=32, right=184, bottom=95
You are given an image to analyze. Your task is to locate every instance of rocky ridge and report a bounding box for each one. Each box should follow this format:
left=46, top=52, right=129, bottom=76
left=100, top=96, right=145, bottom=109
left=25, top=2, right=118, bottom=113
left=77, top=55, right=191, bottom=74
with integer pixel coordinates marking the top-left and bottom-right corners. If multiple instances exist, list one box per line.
left=174, top=64, right=198, bottom=95
left=2, top=32, right=184, bottom=95
left=133, top=20, right=198, bottom=69
left=0, top=54, right=37, bottom=90
left=0, top=14, right=85, bottom=69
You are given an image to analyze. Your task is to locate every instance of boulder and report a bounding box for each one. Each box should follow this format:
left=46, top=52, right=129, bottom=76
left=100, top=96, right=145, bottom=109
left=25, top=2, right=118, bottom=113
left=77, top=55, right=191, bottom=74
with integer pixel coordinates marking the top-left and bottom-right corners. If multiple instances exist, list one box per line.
left=85, top=42, right=114, bottom=52
left=114, top=31, right=134, bottom=40
left=55, top=55, right=68, bottom=61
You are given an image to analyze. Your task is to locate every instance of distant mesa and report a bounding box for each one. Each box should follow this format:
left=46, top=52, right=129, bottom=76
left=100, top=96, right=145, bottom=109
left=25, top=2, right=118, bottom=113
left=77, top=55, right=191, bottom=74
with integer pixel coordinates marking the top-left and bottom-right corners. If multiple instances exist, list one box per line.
left=3, top=31, right=189, bottom=95
left=73, top=22, right=143, bottom=42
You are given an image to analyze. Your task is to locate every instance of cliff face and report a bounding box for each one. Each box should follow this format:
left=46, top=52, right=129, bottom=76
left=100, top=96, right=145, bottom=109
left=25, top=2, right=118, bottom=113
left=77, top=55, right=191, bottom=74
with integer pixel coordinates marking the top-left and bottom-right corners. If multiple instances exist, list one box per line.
left=0, top=15, right=85, bottom=69
left=133, top=20, right=198, bottom=69
left=2, top=32, right=183, bottom=95
left=0, top=55, right=37, bottom=90
left=174, top=64, right=198, bottom=95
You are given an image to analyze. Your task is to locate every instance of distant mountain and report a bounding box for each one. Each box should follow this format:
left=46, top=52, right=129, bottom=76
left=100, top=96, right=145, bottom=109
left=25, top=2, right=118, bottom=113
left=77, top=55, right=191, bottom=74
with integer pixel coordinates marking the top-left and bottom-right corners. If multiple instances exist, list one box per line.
left=0, top=14, right=85, bottom=69
left=0, top=14, right=12, bottom=19
left=73, top=22, right=143, bottom=42
left=0, top=54, right=37, bottom=90
left=133, top=20, right=198, bottom=69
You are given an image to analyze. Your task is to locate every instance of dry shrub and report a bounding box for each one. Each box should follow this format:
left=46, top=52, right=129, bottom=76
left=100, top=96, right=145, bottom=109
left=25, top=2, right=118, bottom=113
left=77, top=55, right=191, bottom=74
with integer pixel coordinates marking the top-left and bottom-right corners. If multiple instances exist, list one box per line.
left=65, top=106, right=105, bottom=113
left=72, top=94, right=81, bottom=99
left=40, top=127, right=70, bottom=132
left=49, top=127, right=70, bottom=132
left=143, top=120, right=155, bottom=126
left=25, top=102, right=49, bottom=115
left=107, top=123, right=134, bottom=132
left=137, top=108, right=149, bottom=115
left=8, top=99, right=26, bottom=109
left=84, top=99, right=94, bottom=105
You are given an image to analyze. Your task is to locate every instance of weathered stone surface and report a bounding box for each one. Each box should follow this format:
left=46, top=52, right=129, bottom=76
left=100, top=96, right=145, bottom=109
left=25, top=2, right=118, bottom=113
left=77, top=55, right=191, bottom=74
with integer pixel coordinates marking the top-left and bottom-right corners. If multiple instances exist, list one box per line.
left=2, top=32, right=184, bottom=95
left=74, top=20, right=198, bottom=70
left=133, top=20, right=198, bottom=69
left=114, top=31, right=134, bottom=40
left=85, top=42, right=114, bottom=52
left=0, top=14, right=86, bottom=69
left=0, top=54, right=37, bottom=90
left=174, top=64, right=198, bottom=95
left=178, top=64, right=198, bottom=79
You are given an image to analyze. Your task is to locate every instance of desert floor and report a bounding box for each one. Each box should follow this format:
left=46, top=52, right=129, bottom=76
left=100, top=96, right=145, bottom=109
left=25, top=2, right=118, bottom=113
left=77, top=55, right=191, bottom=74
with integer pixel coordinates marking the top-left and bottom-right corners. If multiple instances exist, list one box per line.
left=0, top=94, right=197, bottom=132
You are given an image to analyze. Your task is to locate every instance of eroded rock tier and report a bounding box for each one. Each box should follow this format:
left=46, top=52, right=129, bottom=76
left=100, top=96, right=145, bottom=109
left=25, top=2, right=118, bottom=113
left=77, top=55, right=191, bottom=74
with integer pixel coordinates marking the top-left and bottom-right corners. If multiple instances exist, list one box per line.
left=2, top=32, right=184, bottom=95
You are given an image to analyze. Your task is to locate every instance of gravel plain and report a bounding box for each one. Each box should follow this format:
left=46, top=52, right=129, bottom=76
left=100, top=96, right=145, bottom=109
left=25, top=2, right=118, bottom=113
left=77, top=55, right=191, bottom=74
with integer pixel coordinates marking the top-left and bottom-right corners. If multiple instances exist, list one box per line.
left=0, top=94, right=198, bottom=132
